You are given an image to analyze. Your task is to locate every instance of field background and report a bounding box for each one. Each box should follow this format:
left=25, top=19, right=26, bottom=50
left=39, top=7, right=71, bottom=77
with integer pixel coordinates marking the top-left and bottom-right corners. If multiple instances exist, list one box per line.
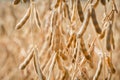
left=0, top=0, right=120, bottom=80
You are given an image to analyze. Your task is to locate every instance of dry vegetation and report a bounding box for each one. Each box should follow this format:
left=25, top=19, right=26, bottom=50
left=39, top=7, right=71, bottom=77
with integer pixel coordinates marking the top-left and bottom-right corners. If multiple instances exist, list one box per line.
left=0, top=0, right=120, bottom=80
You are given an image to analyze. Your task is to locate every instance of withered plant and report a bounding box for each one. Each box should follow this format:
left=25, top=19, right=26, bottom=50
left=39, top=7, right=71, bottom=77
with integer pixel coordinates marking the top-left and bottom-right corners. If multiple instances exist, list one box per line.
left=12, top=0, right=119, bottom=80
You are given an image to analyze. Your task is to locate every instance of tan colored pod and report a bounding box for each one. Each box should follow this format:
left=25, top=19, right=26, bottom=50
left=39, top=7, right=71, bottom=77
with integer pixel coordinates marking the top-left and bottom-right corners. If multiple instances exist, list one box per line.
left=110, top=30, right=115, bottom=49
left=15, top=7, right=31, bottom=30
left=106, top=22, right=112, bottom=51
left=47, top=52, right=57, bottom=80
left=34, top=8, right=41, bottom=29
left=33, top=48, right=46, bottom=80
left=19, top=47, right=34, bottom=70
left=106, top=56, right=116, bottom=73
left=91, top=7, right=102, bottom=34
left=77, top=9, right=90, bottom=38
left=80, top=37, right=91, bottom=61
left=93, top=57, right=102, bottom=80
left=77, top=0, right=84, bottom=22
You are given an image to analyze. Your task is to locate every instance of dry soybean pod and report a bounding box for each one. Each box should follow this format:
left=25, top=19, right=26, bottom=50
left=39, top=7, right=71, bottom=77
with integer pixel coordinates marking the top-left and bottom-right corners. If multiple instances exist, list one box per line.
left=71, top=1, right=76, bottom=23
left=110, top=29, right=115, bottom=49
left=47, top=52, right=57, bottom=80
left=106, top=22, right=112, bottom=51
left=63, top=2, right=71, bottom=20
left=34, top=7, right=41, bottom=29
left=13, top=0, right=20, bottom=5
left=105, top=56, right=116, bottom=73
left=33, top=48, right=45, bottom=80
left=42, top=53, right=54, bottom=74
left=19, top=47, right=34, bottom=70
left=56, top=54, right=64, bottom=72
left=93, top=56, right=102, bottom=80
left=91, top=7, right=102, bottom=34
left=80, top=37, right=91, bottom=61
left=66, top=3, right=71, bottom=21
left=15, top=7, right=31, bottom=30
left=77, top=9, right=90, bottom=38
left=63, top=3, right=68, bottom=18
left=51, top=10, right=58, bottom=28
left=77, top=0, right=84, bottom=22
